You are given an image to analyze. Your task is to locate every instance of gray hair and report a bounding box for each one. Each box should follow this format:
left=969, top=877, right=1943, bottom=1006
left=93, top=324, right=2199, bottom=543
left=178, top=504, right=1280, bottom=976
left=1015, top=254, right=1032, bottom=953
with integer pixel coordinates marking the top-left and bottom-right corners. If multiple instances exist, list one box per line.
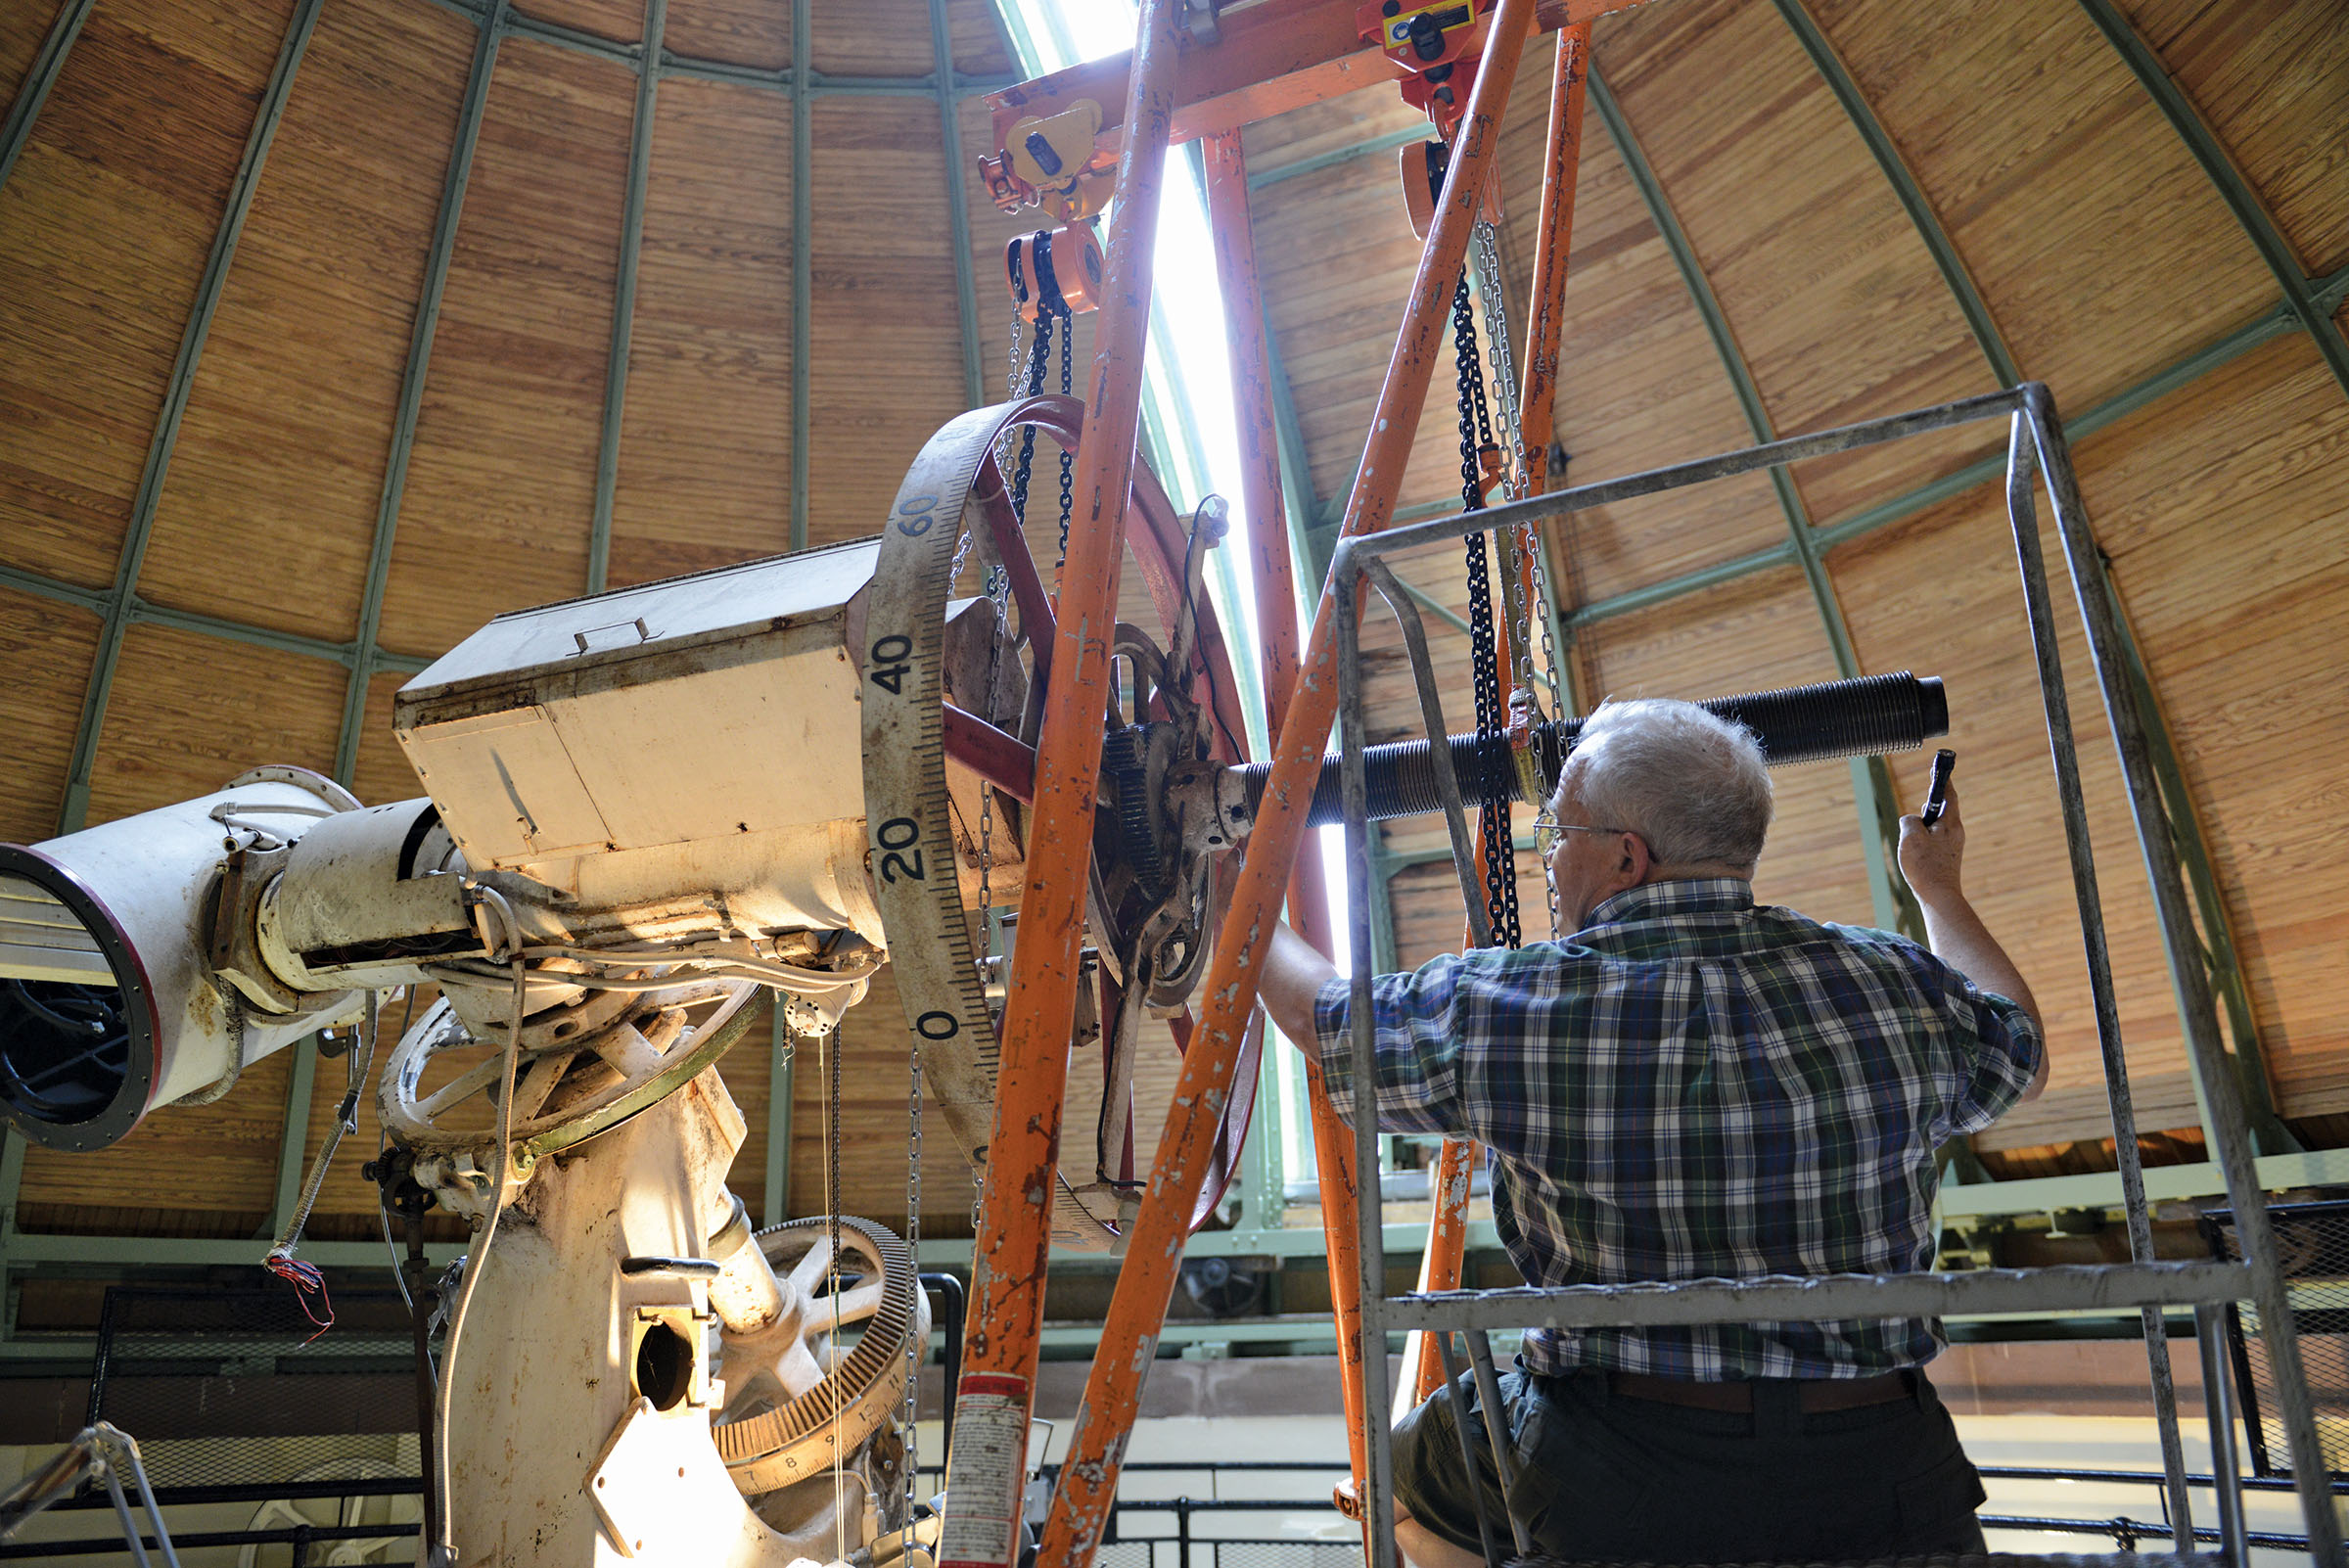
left=1552, top=698, right=1773, bottom=873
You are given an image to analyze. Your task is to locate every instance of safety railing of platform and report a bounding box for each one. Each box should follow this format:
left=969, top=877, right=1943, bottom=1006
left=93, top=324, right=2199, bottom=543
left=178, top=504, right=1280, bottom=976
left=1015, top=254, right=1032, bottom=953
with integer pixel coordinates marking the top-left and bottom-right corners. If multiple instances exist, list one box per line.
left=1323, top=384, right=2342, bottom=1568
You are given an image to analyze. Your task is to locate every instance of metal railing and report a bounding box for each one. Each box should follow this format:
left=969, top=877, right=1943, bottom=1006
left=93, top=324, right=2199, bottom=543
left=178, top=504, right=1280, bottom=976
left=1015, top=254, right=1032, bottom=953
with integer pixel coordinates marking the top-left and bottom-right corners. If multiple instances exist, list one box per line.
left=1325, top=383, right=2342, bottom=1568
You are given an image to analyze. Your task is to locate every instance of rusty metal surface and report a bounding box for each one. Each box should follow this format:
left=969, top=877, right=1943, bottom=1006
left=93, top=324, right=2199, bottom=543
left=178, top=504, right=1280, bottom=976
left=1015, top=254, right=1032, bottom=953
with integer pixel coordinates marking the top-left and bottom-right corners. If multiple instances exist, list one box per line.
left=1380, top=1262, right=2258, bottom=1331
left=1029, top=12, right=1543, bottom=1568
left=1514, top=23, right=1589, bottom=495
left=950, top=4, right=1185, bottom=1564
left=985, top=1, right=1643, bottom=153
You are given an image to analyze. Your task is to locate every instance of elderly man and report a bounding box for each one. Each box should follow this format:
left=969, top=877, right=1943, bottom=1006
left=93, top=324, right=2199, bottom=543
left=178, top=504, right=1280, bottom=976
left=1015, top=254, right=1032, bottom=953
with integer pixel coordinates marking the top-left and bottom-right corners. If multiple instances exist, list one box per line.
left=1258, top=698, right=2045, bottom=1564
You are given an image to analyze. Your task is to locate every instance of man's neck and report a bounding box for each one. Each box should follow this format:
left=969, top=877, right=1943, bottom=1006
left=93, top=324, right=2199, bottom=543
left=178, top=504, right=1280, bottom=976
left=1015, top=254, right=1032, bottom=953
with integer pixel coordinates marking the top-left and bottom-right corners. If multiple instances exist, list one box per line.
left=1639, top=863, right=1753, bottom=887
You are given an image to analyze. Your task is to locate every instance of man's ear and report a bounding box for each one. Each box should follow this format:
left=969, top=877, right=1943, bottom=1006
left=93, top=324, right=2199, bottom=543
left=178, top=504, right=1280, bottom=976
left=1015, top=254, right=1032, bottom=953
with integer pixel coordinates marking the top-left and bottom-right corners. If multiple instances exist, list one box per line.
left=1612, top=830, right=1651, bottom=891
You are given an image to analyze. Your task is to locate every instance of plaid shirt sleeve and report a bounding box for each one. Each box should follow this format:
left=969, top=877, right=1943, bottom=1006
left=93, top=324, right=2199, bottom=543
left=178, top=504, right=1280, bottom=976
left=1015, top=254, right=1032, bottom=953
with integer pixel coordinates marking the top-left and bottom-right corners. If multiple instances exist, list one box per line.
left=1853, top=927, right=2045, bottom=1137
left=1311, top=951, right=1500, bottom=1139
left=1940, top=973, right=2043, bottom=1136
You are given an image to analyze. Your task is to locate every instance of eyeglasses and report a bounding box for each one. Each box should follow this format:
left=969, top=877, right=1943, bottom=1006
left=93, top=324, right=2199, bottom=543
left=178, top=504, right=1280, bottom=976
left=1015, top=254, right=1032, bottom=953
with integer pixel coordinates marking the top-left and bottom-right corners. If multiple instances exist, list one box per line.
left=1533, top=812, right=1634, bottom=857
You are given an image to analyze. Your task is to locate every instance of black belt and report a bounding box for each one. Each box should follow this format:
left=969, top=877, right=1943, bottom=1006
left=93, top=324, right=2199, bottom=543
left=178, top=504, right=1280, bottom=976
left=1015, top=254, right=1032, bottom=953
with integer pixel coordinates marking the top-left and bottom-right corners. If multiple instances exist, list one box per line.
left=1606, top=1368, right=1912, bottom=1413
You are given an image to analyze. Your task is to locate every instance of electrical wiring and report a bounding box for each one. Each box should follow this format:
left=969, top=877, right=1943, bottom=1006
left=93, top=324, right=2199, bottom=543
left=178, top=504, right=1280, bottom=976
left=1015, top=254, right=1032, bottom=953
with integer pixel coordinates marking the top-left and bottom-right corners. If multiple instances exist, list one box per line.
left=429, top=959, right=526, bottom=1566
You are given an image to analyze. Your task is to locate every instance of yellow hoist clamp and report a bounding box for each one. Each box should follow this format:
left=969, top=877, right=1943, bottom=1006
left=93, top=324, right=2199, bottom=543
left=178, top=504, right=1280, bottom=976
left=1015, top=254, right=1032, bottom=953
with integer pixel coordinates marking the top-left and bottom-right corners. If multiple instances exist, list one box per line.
left=977, top=99, right=1115, bottom=224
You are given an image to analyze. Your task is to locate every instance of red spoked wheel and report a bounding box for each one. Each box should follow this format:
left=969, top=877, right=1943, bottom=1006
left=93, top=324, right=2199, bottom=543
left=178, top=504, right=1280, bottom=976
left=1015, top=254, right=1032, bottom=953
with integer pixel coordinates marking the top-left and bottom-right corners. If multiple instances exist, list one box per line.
left=861, top=394, right=1264, bottom=1252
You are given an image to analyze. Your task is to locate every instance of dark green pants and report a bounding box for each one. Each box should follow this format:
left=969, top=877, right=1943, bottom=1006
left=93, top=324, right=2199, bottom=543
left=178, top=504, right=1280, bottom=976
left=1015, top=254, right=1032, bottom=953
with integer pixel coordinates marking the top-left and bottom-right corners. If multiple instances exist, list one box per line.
left=1391, top=1362, right=1989, bottom=1563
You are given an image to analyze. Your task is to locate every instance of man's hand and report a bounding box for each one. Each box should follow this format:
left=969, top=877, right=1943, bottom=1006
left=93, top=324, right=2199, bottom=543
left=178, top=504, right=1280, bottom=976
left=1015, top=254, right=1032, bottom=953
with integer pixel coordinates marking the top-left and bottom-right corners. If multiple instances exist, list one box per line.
left=1896, top=773, right=2048, bottom=1100
left=1897, top=776, right=1965, bottom=904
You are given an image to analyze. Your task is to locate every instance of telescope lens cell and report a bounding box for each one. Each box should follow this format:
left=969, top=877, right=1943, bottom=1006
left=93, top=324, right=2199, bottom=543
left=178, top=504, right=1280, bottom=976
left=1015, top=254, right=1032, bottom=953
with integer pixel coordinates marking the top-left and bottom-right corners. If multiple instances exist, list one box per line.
left=0, top=850, right=156, bottom=1149
left=0, top=979, right=131, bottom=1125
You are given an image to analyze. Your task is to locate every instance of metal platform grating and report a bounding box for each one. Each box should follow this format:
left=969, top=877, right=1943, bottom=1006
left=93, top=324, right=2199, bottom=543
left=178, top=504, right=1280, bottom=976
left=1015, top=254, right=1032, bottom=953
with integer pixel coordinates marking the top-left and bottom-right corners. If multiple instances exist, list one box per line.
left=84, top=1285, right=423, bottom=1491
left=2203, top=1201, right=2349, bottom=1479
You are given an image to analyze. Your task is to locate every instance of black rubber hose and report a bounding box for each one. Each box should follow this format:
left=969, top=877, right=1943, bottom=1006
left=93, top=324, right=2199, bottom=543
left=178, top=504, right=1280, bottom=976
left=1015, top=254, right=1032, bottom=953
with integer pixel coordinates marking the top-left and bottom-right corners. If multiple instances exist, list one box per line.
left=1234, top=671, right=1948, bottom=827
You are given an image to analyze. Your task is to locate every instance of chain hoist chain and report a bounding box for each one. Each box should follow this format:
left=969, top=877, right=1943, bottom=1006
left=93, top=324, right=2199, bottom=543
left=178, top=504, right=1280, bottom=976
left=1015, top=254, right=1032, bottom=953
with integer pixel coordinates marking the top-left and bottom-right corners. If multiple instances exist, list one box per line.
left=1471, top=219, right=1527, bottom=505
left=1472, top=217, right=1545, bottom=725
left=1470, top=220, right=1570, bottom=938
left=1055, top=319, right=1075, bottom=574
left=1009, top=313, right=1056, bottom=526
left=1451, top=271, right=1521, bottom=949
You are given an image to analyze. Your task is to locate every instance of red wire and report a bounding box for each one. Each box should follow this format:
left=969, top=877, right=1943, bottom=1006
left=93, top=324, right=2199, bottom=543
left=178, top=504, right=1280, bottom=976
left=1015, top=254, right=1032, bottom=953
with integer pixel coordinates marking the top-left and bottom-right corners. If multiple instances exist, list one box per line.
left=264, top=1250, right=336, bottom=1343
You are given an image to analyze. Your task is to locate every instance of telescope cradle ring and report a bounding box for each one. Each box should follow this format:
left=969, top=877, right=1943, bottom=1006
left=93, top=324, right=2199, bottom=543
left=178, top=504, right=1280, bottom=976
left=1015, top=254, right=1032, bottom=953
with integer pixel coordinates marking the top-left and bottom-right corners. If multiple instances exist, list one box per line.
left=861, top=392, right=1265, bottom=1253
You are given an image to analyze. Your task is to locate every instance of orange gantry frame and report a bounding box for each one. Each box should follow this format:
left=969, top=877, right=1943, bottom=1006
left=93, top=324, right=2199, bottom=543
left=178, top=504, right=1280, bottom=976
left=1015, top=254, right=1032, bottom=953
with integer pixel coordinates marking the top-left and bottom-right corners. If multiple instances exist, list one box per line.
left=938, top=7, right=1185, bottom=1568
left=1033, top=1, right=1537, bottom=1545
left=953, top=5, right=1616, bottom=1568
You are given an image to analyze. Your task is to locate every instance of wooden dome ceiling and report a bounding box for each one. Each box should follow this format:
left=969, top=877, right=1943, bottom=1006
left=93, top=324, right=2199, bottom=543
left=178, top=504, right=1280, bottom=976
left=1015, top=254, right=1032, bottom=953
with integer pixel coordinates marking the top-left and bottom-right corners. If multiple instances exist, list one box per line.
left=0, top=0, right=2343, bottom=1247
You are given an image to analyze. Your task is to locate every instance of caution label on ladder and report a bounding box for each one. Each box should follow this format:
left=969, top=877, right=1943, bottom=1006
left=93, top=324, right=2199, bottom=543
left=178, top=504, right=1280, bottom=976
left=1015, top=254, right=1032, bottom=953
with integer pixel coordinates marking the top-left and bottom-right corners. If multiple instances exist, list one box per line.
left=939, top=1371, right=1032, bottom=1568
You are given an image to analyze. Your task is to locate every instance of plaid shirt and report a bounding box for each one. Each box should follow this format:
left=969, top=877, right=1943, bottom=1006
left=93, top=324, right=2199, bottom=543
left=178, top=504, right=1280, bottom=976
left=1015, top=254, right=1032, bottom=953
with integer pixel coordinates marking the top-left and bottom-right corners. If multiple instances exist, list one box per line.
left=1314, top=878, right=2042, bottom=1380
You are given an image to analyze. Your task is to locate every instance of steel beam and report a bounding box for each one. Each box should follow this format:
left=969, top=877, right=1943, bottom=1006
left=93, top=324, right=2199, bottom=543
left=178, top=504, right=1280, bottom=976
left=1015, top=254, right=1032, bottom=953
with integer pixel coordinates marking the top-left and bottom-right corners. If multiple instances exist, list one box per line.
left=2094, top=551, right=2297, bottom=1155
left=0, top=561, right=442, bottom=672
left=332, top=0, right=508, bottom=788
left=1587, top=62, right=1914, bottom=933
left=1385, top=1260, right=2253, bottom=1333
left=53, top=0, right=326, bottom=835
left=0, top=0, right=94, bottom=194
left=1383, top=574, right=1559, bottom=698
left=789, top=0, right=810, bottom=551
left=0, top=1127, right=23, bottom=1241
left=586, top=0, right=668, bottom=597
left=0, top=562, right=108, bottom=617
left=930, top=0, right=986, bottom=411
left=2075, top=0, right=2349, bottom=400
left=1260, top=321, right=1330, bottom=602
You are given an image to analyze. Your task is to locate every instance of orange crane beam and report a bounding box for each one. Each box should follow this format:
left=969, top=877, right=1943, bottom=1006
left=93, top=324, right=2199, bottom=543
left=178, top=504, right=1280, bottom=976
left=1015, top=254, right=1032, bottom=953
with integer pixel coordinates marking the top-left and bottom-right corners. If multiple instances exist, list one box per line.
left=984, top=0, right=1635, bottom=152
left=1030, top=12, right=1543, bottom=1567
left=938, top=7, right=1184, bottom=1568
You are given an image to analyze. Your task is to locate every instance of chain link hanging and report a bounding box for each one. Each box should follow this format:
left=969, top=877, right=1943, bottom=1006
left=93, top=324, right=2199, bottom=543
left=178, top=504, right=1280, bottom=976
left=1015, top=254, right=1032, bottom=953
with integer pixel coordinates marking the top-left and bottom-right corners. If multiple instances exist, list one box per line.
left=1055, top=317, right=1076, bottom=576
left=1472, top=215, right=1571, bottom=940
left=1450, top=267, right=1521, bottom=950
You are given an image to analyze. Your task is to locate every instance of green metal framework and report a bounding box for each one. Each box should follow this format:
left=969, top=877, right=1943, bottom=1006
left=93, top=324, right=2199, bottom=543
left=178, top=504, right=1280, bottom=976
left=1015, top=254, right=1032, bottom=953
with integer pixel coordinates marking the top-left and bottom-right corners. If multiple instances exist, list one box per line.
left=330, top=0, right=509, bottom=788
left=0, top=0, right=94, bottom=194
left=10, top=0, right=2349, bottom=1343
left=931, top=0, right=987, bottom=410
left=1773, top=0, right=2299, bottom=1152
left=1587, top=62, right=1917, bottom=935
left=587, top=0, right=669, bottom=597
left=2072, top=0, right=2349, bottom=401
left=49, top=0, right=326, bottom=835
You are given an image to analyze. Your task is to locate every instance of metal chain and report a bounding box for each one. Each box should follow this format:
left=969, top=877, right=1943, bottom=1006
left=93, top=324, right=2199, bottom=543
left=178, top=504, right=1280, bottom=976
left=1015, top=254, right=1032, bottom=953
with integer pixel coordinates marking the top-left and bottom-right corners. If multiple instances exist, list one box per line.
left=1056, top=316, right=1076, bottom=573
left=1010, top=312, right=1055, bottom=527
left=1471, top=218, right=1526, bottom=505
left=1470, top=221, right=1571, bottom=938
left=1451, top=272, right=1521, bottom=949
left=1472, top=216, right=1546, bottom=726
